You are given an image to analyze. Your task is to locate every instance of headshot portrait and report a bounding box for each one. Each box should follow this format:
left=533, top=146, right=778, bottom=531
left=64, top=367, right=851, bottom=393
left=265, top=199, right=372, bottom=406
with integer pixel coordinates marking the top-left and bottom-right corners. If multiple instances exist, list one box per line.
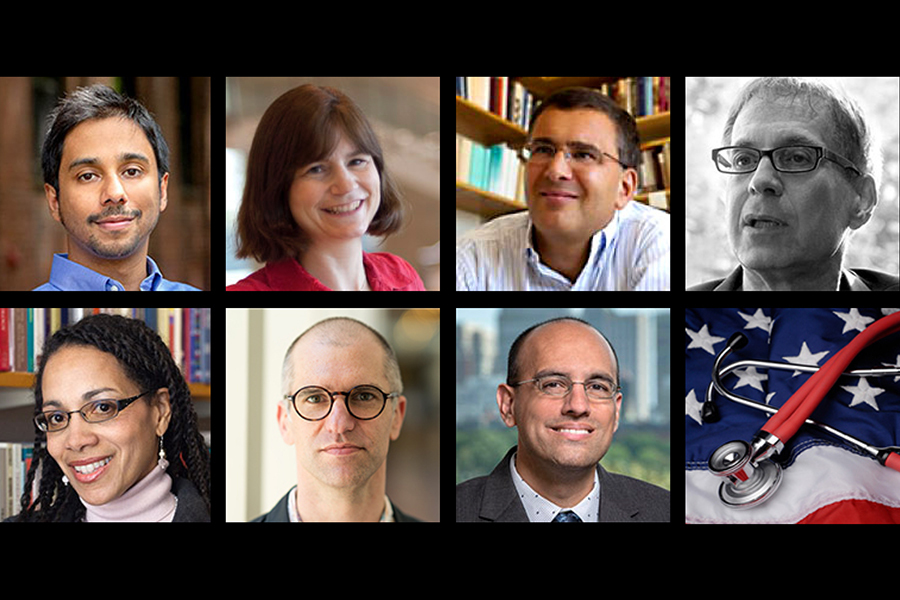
left=226, top=309, right=440, bottom=523
left=456, top=315, right=669, bottom=522
left=456, top=86, right=670, bottom=291
left=687, top=77, right=899, bottom=291
left=228, top=84, right=426, bottom=291
left=6, top=314, right=211, bottom=522
left=36, top=84, right=200, bottom=291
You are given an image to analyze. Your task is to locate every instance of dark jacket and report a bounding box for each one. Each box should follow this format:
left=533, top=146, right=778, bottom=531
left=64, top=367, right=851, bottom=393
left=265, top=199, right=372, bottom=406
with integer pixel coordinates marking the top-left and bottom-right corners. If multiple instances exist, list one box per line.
left=688, top=266, right=900, bottom=291
left=456, top=446, right=670, bottom=522
left=251, top=488, right=422, bottom=522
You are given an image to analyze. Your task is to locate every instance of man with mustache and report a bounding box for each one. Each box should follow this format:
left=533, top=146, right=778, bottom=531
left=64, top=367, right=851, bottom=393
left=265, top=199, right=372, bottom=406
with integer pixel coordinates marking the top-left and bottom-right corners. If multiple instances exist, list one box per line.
left=456, top=86, right=670, bottom=290
left=35, top=84, right=199, bottom=291
left=456, top=317, right=669, bottom=522
left=252, top=316, right=421, bottom=522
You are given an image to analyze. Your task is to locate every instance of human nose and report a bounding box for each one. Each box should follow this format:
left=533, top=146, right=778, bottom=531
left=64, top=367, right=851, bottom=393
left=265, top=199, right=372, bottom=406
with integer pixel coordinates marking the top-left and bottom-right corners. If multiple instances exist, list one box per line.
left=62, top=412, right=100, bottom=453
left=329, top=164, right=358, bottom=196
left=748, top=155, right=783, bottom=197
left=544, top=148, right=574, bottom=180
left=561, top=383, right=591, bottom=417
left=323, top=393, right=357, bottom=434
left=102, top=173, right=128, bottom=204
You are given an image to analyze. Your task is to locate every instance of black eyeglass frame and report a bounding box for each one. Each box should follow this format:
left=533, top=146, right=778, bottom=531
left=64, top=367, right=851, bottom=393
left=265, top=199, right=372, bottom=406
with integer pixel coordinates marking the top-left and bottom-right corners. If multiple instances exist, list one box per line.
left=34, top=389, right=155, bottom=433
left=711, top=145, right=862, bottom=176
left=283, top=384, right=399, bottom=422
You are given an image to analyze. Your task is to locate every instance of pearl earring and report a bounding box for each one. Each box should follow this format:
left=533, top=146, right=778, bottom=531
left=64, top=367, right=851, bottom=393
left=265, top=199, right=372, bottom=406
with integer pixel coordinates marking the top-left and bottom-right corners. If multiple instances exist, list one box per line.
left=62, top=474, right=69, bottom=486
left=158, top=435, right=169, bottom=470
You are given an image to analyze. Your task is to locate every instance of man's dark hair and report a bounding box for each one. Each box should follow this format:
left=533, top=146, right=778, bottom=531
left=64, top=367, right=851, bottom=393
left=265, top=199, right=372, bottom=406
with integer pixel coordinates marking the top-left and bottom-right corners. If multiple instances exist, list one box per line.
left=529, top=86, right=641, bottom=170
left=506, top=317, right=620, bottom=387
left=41, top=84, right=170, bottom=195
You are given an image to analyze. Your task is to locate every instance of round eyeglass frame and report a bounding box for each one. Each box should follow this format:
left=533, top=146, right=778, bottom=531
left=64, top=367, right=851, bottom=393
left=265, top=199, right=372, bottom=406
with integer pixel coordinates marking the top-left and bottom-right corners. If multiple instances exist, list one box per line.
left=283, top=384, right=399, bottom=421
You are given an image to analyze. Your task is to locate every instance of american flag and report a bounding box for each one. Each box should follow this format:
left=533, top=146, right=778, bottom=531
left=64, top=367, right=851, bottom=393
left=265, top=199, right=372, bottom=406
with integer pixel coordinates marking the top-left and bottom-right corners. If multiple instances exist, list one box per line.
left=686, top=308, right=900, bottom=524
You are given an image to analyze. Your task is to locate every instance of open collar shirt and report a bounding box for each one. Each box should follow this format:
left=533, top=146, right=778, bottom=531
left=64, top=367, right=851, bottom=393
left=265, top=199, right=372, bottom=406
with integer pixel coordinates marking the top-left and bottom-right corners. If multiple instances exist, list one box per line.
left=456, top=201, right=669, bottom=291
left=33, top=253, right=199, bottom=291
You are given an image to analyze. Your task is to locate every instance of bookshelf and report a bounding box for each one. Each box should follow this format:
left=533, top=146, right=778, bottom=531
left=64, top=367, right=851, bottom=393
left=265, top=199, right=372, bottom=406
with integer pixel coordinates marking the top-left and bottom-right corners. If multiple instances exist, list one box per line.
left=456, top=77, right=671, bottom=220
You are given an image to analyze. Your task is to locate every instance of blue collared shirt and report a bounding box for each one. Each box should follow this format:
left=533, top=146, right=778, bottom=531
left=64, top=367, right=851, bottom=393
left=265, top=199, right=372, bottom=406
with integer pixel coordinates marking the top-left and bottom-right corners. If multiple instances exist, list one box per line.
left=33, top=253, right=200, bottom=291
left=456, top=201, right=670, bottom=291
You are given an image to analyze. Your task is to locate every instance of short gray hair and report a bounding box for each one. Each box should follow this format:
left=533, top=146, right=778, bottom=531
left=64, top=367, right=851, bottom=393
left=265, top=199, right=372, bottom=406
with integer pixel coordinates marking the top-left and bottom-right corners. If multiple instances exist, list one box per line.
left=281, top=317, right=403, bottom=397
left=722, top=77, right=878, bottom=188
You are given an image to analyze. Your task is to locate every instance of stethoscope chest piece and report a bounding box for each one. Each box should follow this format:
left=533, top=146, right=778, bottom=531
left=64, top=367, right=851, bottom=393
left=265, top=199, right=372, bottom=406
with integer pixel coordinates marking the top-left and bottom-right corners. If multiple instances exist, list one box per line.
left=708, top=440, right=783, bottom=509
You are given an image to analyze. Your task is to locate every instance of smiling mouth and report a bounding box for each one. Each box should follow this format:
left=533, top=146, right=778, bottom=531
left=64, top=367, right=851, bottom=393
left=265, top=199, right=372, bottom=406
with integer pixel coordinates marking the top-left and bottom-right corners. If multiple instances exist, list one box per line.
left=322, top=199, right=364, bottom=215
left=69, top=456, right=113, bottom=483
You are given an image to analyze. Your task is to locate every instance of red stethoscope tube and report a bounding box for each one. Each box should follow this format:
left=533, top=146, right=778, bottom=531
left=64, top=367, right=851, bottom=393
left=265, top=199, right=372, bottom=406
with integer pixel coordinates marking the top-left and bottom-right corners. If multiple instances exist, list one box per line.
left=759, top=311, right=900, bottom=470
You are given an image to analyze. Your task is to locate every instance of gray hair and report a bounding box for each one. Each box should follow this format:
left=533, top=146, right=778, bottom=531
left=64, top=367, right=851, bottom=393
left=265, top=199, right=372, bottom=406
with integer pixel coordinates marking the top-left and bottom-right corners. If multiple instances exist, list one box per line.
left=722, top=77, right=879, bottom=189
left=281, top=317, right=403, bottom=398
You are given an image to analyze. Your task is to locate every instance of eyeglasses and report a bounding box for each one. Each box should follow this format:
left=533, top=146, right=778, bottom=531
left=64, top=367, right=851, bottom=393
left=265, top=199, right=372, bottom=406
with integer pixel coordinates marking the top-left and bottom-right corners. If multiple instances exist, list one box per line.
left=35, top=390, right=155, bottom=433
left=712, top=145, right=862, bottom=176
left=284, top=384, right=398, bottom=421
left=518, top=141, right=632, bottom=170
left=511, top=375, right=620, bottom=401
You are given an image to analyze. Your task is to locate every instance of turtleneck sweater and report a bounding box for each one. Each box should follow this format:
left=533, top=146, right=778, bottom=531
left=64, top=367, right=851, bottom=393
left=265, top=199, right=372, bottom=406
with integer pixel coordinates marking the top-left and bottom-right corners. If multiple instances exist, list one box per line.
left=81, top=463, right=178, bottom=522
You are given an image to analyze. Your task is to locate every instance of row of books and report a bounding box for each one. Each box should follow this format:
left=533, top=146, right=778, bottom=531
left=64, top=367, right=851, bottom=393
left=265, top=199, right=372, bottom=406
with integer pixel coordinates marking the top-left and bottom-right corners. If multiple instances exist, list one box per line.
left=639, top=142, right=672, bottom=193
left=0, top=443, right=30, bottom=520
left=456, top=135, right=526, bottom=204
left=0, top=308, right=211, bottom=384
left=457, top=77, right=534, bottom=130
left=599, top=77, right=671, bottom=117
left=456, top=77, right=671, bottom=130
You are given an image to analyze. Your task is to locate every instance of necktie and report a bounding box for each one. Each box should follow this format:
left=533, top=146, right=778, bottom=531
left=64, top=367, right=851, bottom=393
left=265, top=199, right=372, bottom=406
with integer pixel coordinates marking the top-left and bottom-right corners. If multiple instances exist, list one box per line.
left=551, top=510, right=582, bottom=522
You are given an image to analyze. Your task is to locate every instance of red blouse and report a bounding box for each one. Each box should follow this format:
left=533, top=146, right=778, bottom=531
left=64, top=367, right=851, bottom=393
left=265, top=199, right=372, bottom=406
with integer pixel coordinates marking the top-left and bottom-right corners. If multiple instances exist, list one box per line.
left=226, top=252, right=426, bottom=291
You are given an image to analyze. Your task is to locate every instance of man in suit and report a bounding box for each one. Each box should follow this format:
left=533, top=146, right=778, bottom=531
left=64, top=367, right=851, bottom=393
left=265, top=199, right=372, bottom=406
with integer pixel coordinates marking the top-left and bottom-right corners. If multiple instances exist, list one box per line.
left=456, top=317, right=669, bottom=522
left=252, top=317, right=421, bottom=522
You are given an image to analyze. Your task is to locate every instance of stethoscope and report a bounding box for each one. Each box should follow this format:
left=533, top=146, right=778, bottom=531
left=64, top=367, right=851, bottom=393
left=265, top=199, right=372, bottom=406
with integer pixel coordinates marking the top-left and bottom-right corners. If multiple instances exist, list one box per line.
left=701, top=311, right=900, bottom=509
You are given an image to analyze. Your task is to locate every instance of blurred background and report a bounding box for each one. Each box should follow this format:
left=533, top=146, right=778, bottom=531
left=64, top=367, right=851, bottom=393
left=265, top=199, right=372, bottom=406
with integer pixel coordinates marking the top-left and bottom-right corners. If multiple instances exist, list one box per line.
left=225, top=77, right=440, bottom=290
left=456, top=308, right=670, bottom=491
left=0, top=76, right=210, bottom=290
left=225, top=308, right=440, bottom=522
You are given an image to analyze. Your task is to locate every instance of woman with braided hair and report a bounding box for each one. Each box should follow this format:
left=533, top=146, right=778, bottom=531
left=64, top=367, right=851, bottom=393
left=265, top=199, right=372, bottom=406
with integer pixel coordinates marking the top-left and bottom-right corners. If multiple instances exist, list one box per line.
left=9, top=313, right=210, bottom=522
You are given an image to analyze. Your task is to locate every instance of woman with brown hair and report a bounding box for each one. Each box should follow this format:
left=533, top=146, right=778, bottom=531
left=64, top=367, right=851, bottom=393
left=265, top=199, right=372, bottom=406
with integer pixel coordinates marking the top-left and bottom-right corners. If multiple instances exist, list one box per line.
left=227, top=84, right=425, bottom=291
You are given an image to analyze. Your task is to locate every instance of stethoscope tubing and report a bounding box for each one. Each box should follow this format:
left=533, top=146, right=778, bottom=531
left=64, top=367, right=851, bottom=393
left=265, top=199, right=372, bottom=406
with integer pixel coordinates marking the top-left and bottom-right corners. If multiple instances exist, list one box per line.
left=707, top=311, right=900, bottom=473
left=763, top=311, right=900, bottom=444
left=708, top=358, right=896, bottom=458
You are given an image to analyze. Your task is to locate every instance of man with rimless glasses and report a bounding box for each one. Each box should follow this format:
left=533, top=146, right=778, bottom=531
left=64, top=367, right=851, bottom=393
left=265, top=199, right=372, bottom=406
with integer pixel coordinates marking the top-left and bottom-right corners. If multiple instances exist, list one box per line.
left=690, top=77, right=898, bottom=291
left=456, top=87, right=670, bottom=291
left=456, top=318, right=669, bottom=522
left=252, top=317, right=421, bottom=522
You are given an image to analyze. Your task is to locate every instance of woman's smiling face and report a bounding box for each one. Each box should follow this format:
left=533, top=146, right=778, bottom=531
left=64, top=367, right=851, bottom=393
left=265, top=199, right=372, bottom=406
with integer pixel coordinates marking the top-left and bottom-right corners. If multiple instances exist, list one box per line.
left=287, top=134, right=381, bottom=245
left=42, top=345, right=171, bottom=507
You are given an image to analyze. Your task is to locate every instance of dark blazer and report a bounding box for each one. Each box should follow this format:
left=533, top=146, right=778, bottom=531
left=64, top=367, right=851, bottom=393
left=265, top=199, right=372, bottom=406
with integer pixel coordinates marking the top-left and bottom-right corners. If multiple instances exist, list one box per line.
left=251, top=488, right=422, bottom=522
left=456, top=446, right=669, bottom=522
left=688, top=266, right=900, bottom=291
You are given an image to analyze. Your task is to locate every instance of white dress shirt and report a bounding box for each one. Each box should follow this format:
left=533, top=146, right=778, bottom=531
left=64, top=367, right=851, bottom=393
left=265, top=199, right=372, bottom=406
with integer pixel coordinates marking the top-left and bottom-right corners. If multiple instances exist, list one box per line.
left=456, top=201, right=669, bottom=291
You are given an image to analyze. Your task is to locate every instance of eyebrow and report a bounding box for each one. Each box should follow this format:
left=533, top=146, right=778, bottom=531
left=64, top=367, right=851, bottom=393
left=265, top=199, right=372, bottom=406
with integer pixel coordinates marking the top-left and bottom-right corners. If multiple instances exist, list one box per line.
left=533, top=369, right=617, bottom=386
left=531, top=137, right=604, bottom=153
left=68, top=153, right=151, bottom=171
left=732, top=133, right=822, bottom=148
left=42, top=387, right=120, bottom=409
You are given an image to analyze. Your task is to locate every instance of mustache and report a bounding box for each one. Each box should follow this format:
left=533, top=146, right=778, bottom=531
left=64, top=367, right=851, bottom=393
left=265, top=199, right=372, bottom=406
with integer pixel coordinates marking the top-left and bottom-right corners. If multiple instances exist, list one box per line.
left=88, top=207, right=142, bottom=224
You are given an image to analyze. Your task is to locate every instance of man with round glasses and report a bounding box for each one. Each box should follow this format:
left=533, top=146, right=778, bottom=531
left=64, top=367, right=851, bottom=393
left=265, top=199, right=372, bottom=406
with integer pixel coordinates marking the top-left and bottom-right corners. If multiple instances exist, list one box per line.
left=251, top=317, right=421, bottom=522
left=456, top=317, right=669, bottom=522
left=690, top=77, right=898, bottom=291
